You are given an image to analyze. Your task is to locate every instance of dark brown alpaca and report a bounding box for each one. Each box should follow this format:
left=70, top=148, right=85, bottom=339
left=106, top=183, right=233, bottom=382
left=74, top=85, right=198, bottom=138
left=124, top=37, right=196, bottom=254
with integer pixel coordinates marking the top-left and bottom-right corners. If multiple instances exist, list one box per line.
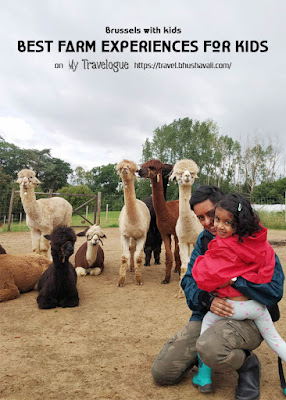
left=139, top=159, right=181, bottom=284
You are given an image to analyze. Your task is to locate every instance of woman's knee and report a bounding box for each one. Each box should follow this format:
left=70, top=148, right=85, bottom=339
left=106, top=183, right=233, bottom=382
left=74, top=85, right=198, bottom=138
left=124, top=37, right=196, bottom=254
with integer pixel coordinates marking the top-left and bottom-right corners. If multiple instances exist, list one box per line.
left=197, top=319, right=262, bottom=371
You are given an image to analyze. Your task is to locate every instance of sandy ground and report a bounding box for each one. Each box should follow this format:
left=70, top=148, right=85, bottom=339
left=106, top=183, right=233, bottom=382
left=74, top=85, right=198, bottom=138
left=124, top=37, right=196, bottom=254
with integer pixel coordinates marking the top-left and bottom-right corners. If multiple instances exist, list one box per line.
left=1, top=227, right=286, bottom=400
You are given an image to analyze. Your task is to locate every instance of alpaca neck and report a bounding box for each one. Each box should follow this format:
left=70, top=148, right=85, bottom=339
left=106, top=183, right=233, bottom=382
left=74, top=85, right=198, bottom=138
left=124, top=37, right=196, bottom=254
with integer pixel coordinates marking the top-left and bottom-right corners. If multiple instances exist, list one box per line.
left=122, top=177, right=138, bottom=223
left=19, top=186, right=40, bottom=219
left=86, top=243, right=98, bottom=266
left=151, top=174, right=167, bottom=215
left=162, top=176, right=168, bottom=200
left=52, top=250, right=70, bottom=267
left=179, top=184, right=192, bottom=217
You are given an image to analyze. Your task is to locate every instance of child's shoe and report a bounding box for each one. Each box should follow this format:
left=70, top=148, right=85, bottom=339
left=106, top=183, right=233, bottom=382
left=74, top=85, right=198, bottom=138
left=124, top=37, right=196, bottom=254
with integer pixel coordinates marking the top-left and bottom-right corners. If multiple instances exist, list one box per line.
left=192, top=355, right=212, bottom=393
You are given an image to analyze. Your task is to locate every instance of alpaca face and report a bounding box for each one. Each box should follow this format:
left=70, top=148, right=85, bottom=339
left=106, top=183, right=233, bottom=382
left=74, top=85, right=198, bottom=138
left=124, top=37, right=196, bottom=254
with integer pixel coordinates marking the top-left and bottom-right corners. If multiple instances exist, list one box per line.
left=178, top=170, right=196, bottom=186
left=116, top=160, right=138, bottom=181
left=139, top=160, right=164, bottom=180
left=61, top=241, right=75, bottom=259
left=138, top=165, right=159, bottom=180
left=86, top=230, right=106, bottom=246
left=17, top=169, right=40, bottom=190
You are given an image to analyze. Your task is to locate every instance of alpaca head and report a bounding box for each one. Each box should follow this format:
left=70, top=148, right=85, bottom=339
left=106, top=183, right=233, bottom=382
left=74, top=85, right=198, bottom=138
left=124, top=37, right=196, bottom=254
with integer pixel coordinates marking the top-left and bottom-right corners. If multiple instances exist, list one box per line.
left=17, top=169, right=40, bottom=191
left=169, top=159, right=199, bottom=186
left=116, top=160, right=138, bottom=181
left=45, top=226, right=77, bottom=261
left=139, top=159, right=165, bottom=180
left=77, top=224, right=106, bottom=246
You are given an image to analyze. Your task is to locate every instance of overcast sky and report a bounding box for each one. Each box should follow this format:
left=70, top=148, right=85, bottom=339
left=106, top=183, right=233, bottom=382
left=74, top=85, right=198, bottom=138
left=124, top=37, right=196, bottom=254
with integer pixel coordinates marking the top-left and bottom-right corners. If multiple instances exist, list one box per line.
left=0, top=0, right=285, bottom=174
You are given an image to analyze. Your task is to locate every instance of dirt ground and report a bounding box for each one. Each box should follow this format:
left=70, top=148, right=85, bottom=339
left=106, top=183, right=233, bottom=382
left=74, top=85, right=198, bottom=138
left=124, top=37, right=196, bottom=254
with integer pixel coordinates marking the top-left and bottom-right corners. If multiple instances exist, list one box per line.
left=1, top=228, right=286, bottom=400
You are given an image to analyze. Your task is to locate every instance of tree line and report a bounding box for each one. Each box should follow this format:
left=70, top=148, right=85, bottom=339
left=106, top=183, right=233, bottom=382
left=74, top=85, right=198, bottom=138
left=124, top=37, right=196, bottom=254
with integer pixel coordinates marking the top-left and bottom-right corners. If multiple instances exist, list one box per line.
left=0, top=118, right=285, bottom=219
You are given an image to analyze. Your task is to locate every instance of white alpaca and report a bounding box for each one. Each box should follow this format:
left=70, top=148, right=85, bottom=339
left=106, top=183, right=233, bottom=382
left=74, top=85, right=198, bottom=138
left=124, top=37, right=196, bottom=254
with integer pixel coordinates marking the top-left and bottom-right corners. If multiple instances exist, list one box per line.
left=116, top=160, right=151, bottom=287
left=75, top=224, right=106, bottom=276
left=17, top=169, right=73, bottom=258
left=170, top=159, right=203, bottom=298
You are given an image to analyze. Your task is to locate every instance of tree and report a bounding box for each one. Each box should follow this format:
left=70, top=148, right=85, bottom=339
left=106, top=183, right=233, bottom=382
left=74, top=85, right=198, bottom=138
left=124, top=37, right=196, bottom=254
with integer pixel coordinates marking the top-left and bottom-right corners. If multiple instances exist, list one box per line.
left=59, top=184, right=95, bottom=209
left=87, top=163, right=119, bottom=194
left=70, top=166, right=88, bottom=186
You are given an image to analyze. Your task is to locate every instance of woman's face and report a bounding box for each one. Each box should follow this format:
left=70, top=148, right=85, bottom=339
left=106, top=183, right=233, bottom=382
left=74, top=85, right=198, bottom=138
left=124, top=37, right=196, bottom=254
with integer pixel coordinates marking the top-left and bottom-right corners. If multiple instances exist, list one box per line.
left=193, top=199, right=216, bottom=235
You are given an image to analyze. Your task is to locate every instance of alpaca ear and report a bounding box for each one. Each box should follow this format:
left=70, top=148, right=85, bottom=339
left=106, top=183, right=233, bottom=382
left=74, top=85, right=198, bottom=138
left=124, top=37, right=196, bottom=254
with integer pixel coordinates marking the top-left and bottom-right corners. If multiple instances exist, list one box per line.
left=44, top=234, right=51, bottom=241
left=169, top=171, right=175, bottom=181
left=77, top=231, right=87, bottom=237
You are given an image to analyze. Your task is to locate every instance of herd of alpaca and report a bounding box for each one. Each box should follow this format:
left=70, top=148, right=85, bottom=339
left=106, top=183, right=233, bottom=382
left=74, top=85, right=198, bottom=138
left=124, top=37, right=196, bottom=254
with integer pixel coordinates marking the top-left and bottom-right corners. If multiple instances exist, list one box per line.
left=0, top=158, right=201, bottom=304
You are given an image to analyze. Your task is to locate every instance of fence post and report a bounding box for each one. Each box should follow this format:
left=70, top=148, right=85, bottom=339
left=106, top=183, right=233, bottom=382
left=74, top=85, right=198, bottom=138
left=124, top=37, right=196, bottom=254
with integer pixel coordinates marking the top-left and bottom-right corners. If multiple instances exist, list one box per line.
left=97, top=192, right=102, bottom=225
left=106, top=204, right=108, bottom=221
left=7, top=188, right=15, bottom=232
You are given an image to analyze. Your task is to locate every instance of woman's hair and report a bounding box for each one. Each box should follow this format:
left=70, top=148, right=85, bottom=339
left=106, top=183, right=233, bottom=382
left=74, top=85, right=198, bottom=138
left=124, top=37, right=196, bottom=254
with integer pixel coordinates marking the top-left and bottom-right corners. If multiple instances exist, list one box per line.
left=190, top=185, right=225, bottom=210
left=216, top=193, right=261, bottom=241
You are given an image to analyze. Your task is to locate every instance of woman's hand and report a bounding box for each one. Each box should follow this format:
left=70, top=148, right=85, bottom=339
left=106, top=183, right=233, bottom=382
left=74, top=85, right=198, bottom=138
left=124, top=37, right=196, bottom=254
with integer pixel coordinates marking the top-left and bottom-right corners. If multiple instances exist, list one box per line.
left=210, top=297, right=234, bottom=317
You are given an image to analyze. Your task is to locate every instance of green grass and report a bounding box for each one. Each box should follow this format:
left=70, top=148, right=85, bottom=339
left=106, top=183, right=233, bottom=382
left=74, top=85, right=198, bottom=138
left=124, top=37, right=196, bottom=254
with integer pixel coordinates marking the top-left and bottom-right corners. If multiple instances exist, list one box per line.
left=257, top=211, right=286, bottom=230
left=0, top=211, right=120, bottom=232
left=2, top=210, right=285, bottom=233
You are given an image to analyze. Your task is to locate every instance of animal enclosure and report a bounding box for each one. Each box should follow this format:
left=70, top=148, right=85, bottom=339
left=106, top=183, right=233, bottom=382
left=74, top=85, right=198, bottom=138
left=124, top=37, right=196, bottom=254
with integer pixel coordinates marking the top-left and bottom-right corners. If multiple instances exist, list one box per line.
left=6, top=188, right=102, bottom=231
left=0, top=228, right=286, bottom=400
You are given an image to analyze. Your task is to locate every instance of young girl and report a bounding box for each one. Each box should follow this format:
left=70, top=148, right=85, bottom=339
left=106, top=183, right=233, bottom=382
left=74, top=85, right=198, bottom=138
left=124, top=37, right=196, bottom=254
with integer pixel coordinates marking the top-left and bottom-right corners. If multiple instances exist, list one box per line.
left=192, top=193, right=286, bottom=395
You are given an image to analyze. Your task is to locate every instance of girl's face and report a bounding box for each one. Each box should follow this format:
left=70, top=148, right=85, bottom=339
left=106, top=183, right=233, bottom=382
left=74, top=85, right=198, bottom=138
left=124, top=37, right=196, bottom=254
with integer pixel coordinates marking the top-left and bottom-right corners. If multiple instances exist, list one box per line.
left=214, top=207, right=235, bottom=238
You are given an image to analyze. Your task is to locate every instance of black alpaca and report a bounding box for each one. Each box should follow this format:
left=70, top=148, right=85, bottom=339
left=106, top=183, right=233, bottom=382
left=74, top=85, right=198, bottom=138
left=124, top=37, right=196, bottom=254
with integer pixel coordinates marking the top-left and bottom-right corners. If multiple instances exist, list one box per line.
left=37, top=226, right=79, bottom=309
left=142, top=164, right=173, bottom=266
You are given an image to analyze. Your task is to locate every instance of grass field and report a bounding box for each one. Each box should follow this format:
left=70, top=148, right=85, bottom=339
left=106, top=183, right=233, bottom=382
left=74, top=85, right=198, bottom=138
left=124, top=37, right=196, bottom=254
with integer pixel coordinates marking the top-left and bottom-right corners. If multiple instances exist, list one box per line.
left=0, top=211, right=120, bottom=233
left=1, top=210, right=285, bottom=233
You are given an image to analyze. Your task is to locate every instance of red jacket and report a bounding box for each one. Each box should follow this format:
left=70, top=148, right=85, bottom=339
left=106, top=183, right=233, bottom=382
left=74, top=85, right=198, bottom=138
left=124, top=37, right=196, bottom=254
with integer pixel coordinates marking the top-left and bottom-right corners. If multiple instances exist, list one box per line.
left=192, top=227, right=275, bottom=297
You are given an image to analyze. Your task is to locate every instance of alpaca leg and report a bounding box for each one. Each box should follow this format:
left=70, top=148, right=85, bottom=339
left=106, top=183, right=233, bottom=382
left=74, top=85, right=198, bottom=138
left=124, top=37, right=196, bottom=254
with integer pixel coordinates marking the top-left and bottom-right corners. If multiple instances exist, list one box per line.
left=39, top=233, right=50, bottom=258
left=174, top=236, right=181, bottom=274
left=162, top=235, right=172, bottom=284
left=31, top=229, right=41, bottom=254
left=129, top=238, right=136, bottom=272
left=154, top=244, right=161, bottom=265
left=176, top=243, right=190, bottom=299
left=76, top=267, right=88, bottom=276
left=0, top=273, right=20, bottom=301
left=118, top=235, right=130, bottom=287
left=144, top=245, right=152, bottom=266
left=134, top=236, right=145, bottom=286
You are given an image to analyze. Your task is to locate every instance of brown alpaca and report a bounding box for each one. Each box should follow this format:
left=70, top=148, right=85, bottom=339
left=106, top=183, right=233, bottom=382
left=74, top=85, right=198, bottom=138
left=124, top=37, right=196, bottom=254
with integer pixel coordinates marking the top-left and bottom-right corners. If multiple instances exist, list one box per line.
left=116, top=160, right=151, bottom=287
left=139, top=159, right=181, bottom=284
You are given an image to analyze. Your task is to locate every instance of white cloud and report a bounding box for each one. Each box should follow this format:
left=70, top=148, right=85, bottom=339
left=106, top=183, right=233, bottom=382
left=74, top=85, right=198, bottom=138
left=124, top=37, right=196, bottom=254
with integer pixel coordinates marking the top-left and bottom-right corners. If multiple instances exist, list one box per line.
left=0, top=0, right=285, bottom=173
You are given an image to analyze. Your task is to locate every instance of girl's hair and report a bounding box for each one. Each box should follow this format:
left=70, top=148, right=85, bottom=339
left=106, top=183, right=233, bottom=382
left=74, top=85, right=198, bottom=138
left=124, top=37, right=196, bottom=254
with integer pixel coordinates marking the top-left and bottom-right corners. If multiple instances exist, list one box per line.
left=216, top=193, right=261, bottom=241
left=190, top=185, right=225, bottom=210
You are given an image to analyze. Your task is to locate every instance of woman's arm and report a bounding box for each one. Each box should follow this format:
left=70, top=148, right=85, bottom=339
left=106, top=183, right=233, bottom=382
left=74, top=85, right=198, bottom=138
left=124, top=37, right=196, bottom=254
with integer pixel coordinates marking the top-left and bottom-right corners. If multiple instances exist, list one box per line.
left=232, top=254, right=284, bottom=307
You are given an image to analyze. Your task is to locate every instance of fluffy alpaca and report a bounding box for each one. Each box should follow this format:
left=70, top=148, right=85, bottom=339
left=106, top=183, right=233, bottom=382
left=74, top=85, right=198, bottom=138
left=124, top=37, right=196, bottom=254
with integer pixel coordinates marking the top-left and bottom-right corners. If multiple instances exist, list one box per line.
left=75, top=224, right=106, bottom=276
left=169, top=159, right=203, bottom=297
left=17, top=169, right=73, bottom=258
left=37, top=225, right=79, bottom=309
left=139, top=159, right=181, bottom=284
left=0, top=243, right=6, bottom=254
left=0, top=253, right=50, bottom=302
left=116, top=160, right=151, bottom=287
left=142, top=164, right=173, bottom=266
